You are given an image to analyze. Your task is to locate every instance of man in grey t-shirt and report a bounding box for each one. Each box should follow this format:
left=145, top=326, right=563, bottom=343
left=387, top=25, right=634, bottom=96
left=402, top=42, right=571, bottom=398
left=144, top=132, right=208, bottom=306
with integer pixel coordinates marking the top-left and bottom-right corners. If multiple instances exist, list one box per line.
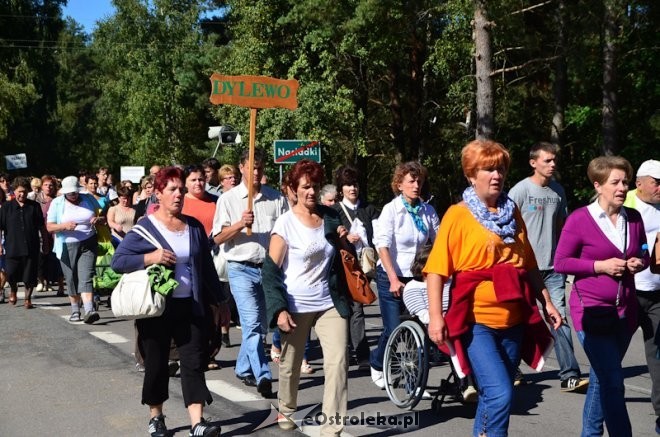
left=509, top=141, right=588, bottom=393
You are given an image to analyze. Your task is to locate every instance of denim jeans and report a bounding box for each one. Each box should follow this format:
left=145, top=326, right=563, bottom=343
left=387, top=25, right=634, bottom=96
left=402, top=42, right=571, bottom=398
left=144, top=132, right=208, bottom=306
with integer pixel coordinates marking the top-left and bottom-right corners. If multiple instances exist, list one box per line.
left=576, top=319, right=632, bottom=437
left=541, top=269, right=581, bottom=381
left=227, top=261, right=272, bottom=383
left=369, top=266, right=410, bottom=371
left=464, top=323, right=523, bottom=437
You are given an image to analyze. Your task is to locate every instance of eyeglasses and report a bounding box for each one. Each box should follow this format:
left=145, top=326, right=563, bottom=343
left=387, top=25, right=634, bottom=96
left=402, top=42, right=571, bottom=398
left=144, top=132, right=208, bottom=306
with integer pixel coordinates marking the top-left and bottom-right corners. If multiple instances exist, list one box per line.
left=223, top=176, right=236, bottom=181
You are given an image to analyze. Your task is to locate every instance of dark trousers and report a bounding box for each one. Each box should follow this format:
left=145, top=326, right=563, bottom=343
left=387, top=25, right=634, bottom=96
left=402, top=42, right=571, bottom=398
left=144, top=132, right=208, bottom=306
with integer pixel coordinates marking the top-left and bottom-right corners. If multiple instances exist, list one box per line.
left=133, top=324, right=179, bottom=366
left=137, top=297, right=212, bottom=407
left=349, top=300, right=370, bottom=363
left=638, top=290, right=660, bottom=416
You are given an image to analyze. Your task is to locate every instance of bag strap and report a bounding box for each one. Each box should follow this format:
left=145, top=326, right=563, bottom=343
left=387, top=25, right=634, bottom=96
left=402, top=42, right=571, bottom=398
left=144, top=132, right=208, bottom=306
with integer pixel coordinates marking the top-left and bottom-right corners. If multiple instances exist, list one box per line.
left=615, top=213, right=628, bottom=306
left=132, top=224, right=163, bottom=250
left=338, top=202, right=354, bottom=226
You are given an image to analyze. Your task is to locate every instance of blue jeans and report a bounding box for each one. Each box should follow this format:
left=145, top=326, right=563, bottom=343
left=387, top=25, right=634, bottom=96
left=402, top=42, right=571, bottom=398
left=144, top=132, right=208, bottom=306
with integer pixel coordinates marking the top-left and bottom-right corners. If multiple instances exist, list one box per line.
left=576, top=321, right=632, bottom=437
left=369, top=266, right=409, bottom=371
left=227, top=261, right=272, bottom=383
left=465, top=323, right=523, bottom=437
left=542, top=269, right=581, bottom=381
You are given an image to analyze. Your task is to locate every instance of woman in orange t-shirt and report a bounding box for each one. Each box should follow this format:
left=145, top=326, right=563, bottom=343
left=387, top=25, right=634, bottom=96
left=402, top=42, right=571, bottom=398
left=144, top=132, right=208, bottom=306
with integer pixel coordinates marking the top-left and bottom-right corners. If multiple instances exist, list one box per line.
left=424, top=140, right=560, bottom=437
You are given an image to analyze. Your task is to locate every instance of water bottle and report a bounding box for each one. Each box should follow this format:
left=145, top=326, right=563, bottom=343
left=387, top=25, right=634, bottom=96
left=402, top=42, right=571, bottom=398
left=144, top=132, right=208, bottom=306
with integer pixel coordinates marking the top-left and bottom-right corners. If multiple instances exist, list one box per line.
left=641, top=243, right=649, bottom=258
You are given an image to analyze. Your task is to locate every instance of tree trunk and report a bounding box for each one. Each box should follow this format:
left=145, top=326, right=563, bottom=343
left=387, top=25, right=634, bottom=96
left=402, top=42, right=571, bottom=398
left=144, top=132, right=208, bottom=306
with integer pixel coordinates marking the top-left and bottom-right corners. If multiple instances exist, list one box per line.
left=353, top=56, right=370, bottom=197
left=551, top=0, right=567, bottom=146
left=473, top=0, right=495, bottom=140
left=408, top=22, right=425, bottom=162
left=388, top=63, right=404, bottom=163
left=602, top=0, right=620, bottom=155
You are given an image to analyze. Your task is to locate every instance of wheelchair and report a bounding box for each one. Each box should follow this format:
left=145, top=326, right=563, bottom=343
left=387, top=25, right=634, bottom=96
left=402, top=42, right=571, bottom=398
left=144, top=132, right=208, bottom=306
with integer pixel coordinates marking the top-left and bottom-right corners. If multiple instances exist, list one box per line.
left=383, top=316, right=471, bottom=412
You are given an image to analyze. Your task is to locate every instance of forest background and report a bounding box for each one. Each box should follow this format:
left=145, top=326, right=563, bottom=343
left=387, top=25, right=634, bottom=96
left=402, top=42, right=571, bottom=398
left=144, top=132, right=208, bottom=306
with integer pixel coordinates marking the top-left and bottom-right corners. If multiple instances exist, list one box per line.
left=1, top=0, right=658, bottom=213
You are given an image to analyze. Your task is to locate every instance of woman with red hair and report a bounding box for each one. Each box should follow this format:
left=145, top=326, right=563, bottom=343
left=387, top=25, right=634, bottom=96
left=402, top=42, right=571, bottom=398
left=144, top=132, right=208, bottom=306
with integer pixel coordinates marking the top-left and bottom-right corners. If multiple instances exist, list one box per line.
left=263, top=159, right=351, bottom=434
left=425, top=140, right=560, bottom=437
left=112, top=166, right=224, bottom=437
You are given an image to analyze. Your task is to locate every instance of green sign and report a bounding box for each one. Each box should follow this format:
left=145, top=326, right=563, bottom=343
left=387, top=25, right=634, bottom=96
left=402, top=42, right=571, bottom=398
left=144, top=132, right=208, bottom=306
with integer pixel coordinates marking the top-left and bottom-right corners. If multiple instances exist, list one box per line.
left=273, top=140, right=321, bottom=164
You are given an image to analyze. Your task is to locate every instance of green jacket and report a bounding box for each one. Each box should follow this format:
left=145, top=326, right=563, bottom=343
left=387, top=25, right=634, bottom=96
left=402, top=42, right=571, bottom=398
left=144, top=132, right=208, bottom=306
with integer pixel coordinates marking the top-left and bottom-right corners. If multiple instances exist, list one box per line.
left=263, top=204, right=351, bottom=328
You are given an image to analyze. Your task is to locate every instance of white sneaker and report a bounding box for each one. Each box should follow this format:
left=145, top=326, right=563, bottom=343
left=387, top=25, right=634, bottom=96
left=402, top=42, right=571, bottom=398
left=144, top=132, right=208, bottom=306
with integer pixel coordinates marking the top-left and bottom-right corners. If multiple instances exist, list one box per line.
left=35, top=283, right=44, bottom=292
left=371, top=367, right=385, bottom=389
left=462, top=385, right=478, bottom=403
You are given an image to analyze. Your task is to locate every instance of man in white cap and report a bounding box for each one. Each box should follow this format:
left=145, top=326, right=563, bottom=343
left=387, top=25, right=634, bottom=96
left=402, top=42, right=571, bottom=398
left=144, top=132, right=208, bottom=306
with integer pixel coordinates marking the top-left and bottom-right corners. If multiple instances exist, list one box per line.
left=624, top=159, right=660, bottom=433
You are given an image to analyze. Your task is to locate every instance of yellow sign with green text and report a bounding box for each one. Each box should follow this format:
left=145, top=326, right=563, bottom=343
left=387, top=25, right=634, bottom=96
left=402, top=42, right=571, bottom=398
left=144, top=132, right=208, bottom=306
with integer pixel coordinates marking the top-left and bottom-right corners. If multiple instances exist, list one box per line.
left=209, top=74, right=299, bottom=110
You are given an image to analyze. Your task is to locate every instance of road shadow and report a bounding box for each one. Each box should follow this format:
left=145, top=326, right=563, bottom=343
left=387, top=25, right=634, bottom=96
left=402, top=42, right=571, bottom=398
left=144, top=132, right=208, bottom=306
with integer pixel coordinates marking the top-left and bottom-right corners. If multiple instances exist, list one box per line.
left=623, top=364, right=649, bottom=379
left=511, top=381, right=552, bottom=416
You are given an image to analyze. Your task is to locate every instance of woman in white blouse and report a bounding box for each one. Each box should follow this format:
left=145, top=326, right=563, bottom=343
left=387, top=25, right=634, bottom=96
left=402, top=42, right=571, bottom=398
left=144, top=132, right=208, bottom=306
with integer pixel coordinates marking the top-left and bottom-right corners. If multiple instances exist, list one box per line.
left=264, top=159, right=351, bottom=435
left=369, top=161, right=440, bottom=388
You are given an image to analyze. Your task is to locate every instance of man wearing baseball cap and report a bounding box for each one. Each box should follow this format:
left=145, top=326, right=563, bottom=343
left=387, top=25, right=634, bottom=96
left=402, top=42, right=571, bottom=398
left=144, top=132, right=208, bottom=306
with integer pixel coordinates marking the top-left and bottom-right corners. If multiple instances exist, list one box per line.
left=624, top=159, right=660, bottom=433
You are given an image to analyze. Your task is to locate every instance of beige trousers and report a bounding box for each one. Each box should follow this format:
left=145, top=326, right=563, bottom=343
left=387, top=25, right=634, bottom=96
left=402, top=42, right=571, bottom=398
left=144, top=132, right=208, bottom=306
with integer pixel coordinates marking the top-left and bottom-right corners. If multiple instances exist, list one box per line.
left=278, top=307, right=348, bottom=436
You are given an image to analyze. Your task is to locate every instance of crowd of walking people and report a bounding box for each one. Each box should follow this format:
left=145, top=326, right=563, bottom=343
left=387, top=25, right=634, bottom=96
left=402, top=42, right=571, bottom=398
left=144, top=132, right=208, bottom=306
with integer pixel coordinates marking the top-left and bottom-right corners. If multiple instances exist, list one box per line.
left=0, top=143, right=658, bottom=437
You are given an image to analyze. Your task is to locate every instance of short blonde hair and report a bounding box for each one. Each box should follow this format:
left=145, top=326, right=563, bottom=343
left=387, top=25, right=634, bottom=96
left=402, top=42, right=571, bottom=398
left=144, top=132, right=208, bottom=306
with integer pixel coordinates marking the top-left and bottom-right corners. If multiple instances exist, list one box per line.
left=140, top=175, right=155, bottom=190
left=587, top=156, right=633, bottom=185
left=219, top=164, right=237, bottom=179
left=461, top=140, right=510, bottom=179
left=30, top=177, right=42, bottom=190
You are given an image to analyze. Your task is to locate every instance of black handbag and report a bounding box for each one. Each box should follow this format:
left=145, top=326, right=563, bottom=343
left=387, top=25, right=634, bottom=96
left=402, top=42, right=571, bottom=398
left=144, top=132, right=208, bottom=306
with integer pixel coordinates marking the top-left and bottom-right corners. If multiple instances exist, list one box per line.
left=581, top=306, right=619, bottom=335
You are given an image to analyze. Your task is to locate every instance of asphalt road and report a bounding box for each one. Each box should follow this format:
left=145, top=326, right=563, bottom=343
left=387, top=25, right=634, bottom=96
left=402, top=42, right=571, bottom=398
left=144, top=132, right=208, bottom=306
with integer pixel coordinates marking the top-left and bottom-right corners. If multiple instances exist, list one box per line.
left=0, top=286, right=657, bottom=436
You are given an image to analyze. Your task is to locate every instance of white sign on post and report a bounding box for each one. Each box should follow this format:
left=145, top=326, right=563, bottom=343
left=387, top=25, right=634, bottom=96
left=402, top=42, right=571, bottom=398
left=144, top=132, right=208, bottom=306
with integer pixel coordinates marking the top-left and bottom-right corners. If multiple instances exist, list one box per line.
left=120, top=166, right=145, bottom=183
left=5, top=153, right=28, bottom=170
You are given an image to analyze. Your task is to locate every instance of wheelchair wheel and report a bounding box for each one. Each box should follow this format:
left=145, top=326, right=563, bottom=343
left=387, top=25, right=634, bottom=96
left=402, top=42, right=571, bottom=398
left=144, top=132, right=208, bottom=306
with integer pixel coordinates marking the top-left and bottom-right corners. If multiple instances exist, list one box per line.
left=383, top=320, right=429, bottom=410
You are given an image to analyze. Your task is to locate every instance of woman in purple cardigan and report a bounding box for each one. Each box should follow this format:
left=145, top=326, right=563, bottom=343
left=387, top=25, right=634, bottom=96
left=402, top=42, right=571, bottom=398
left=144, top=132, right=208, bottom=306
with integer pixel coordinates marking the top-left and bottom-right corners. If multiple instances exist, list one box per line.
left=555, top=156, right=648, bottom=437
left=111, top=167, right=223, bottom=437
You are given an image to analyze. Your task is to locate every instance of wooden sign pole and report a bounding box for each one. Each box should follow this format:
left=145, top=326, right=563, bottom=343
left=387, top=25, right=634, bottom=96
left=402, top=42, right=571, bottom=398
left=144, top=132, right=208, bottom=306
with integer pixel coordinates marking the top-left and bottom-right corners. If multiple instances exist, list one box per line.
left=209, top=74, right=299, bottom=237
left=246, top=108, right=257, bottom=235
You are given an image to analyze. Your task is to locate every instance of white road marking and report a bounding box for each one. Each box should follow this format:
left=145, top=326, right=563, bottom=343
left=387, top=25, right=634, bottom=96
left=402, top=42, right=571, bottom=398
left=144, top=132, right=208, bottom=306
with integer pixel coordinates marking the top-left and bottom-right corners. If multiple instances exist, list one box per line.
left=90, top=331, right=130, bottom=344
left=206, top=379, right=263, bottom=402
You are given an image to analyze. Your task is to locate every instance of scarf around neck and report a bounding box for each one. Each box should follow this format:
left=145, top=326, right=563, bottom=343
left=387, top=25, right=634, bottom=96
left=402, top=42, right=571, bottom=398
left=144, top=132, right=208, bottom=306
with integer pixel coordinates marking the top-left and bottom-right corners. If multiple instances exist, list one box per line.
left=400, top=195, right=428, bottom=234
left=462, top=186, right=517, bottom=243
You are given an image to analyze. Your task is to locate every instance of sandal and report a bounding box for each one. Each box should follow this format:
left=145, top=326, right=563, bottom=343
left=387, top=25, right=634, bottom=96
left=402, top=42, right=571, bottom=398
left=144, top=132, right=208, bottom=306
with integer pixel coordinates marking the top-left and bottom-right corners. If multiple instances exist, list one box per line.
left=301, top=362, right=315, bottom=374
left=270, top=347, right=281, bottom=364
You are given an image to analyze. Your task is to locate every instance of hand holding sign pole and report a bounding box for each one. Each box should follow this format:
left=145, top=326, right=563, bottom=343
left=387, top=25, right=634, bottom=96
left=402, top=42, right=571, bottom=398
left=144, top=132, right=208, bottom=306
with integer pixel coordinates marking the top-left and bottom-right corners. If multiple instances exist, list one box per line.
left=210, top=74, right=299, bottom=235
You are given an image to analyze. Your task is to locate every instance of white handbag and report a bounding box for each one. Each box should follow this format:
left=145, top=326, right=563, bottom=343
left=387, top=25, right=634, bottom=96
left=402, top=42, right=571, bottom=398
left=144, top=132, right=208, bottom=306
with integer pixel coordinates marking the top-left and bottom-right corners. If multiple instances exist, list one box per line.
left=213, top=244, right=229, bottom=282
left=111, top=225, right=167, bottom=319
